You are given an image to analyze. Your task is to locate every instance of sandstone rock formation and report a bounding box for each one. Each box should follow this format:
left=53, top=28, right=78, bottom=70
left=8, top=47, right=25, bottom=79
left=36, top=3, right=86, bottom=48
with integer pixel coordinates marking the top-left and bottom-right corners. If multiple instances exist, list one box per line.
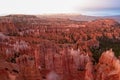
left=85, top=58, right=94, bottom=80
left=95, top=49, right=120, bottom=80
left=0, top=15, right=120, bottom=80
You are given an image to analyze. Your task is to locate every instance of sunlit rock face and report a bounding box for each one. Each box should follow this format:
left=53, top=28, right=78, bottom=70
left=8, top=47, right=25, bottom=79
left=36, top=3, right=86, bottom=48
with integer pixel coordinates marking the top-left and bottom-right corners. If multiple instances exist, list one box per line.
left=34, top=47, right=92, bottom=80
left=13, top=40, right=29, bottom=52
left=95, top=49, right=120, bottom=80
left=85, top=62, right=94, bottom=80
left=70, top=48, right=90, bottom=71
left=85, top=59, right=94, bottom=80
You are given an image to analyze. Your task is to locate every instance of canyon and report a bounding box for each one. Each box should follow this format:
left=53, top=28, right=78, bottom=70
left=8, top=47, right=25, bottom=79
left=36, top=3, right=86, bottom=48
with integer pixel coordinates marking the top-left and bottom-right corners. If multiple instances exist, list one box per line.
left=0, top=14, right=120, bottom=80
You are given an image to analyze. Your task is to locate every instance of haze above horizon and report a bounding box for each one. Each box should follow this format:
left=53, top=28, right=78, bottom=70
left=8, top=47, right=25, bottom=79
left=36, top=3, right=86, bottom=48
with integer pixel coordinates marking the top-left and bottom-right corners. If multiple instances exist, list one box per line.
left=0, top=0, right=120, bottom=16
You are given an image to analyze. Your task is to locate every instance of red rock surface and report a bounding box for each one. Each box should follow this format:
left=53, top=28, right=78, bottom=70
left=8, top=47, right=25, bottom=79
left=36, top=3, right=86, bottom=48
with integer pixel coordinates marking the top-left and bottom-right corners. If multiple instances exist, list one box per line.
left=0, top=15, right=120, bottom=80
left=95, top=49, right=120, bottom=80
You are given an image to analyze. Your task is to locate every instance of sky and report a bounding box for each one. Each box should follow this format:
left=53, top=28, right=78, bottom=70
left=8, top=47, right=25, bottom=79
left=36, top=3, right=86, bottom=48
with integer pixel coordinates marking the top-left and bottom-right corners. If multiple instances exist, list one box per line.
left=0, top=0, right=120, bottom=16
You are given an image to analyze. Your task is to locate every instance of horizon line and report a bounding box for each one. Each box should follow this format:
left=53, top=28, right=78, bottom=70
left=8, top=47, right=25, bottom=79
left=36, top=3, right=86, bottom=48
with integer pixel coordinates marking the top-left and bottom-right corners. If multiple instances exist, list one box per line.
left=0, top=13, right=120, bottom=17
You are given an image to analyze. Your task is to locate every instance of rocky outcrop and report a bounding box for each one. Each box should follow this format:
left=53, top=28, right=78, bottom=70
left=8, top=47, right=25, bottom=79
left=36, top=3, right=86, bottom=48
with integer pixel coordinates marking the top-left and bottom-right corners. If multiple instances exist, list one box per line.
left=35, top=48, right=91, bottom=80
left=16, top=54, right=42, bottom=80
left=95, top=49, right=120, bottom=80
left=85, top=59, right=94, bottom=80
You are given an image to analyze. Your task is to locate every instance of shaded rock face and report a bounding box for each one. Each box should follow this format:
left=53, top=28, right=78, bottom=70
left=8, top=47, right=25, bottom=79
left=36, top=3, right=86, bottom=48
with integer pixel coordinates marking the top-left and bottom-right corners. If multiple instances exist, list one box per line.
left=16, top=54, right=34, bottom=66
left=0, top=32, right=9, bottom=42
left=0, top=52, right=42, bottom=80
left=95, top=49, right=120, bottom=80
left=0, top=59, right=19, bottom=80
left=0, top=70, right=9, bottom=80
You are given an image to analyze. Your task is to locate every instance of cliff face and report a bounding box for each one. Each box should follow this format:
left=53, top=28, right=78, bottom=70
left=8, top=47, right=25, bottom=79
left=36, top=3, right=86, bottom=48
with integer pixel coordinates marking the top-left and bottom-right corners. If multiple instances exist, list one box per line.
left=0, top=41, right=92, bottom=80
left=37, top=48, right=91, bottom=80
